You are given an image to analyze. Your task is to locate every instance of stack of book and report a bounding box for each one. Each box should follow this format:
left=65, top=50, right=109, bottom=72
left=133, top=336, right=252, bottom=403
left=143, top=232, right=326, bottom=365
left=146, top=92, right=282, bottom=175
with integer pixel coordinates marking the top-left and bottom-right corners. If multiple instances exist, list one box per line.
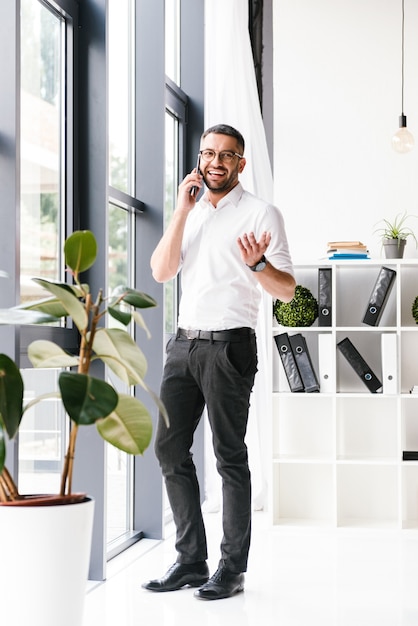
left=327, top=241, right=369, bottom=260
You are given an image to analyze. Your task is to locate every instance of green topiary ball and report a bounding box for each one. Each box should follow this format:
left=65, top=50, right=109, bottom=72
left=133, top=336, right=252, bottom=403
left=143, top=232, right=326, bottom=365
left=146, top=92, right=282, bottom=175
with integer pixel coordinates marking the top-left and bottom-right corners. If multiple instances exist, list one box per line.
left=273, top=285, right=318, bottom=327
left=412, top=296, right=418, bottom=324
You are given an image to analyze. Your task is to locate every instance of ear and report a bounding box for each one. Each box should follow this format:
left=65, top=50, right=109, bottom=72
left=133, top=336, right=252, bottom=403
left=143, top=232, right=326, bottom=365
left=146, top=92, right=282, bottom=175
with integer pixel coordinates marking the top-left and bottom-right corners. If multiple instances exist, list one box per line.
left=238, top=157, right=246, bottom=174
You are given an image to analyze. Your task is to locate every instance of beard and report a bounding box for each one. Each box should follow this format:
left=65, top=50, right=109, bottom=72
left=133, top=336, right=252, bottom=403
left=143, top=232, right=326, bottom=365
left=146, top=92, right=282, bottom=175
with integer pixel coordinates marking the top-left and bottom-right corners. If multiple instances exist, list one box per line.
left=202, top=165, right=240, bottom=195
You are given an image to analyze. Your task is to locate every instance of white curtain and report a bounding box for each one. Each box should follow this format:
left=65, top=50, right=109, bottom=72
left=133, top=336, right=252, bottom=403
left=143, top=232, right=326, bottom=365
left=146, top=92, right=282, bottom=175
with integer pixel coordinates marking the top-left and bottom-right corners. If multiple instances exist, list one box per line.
left=202, top=0, right=273, bottom=512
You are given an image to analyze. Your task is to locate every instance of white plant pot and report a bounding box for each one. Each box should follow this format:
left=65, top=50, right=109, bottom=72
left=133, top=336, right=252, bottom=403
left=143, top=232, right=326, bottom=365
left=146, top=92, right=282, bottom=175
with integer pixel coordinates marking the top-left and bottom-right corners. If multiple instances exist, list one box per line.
left=0, top=496, right=94, bottom=626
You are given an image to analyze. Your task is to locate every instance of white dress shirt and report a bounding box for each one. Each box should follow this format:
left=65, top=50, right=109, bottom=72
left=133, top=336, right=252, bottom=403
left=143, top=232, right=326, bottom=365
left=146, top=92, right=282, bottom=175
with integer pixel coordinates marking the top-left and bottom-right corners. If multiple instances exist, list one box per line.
left=177, top=182, right=294, bottom=331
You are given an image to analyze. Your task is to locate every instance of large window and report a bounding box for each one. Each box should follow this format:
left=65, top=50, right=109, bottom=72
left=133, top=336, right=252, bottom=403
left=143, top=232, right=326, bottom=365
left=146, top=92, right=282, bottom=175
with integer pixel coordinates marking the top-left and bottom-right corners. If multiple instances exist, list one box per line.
left=164, top=0, right=188, bottom=335
left=107, top=0, right=138, bottom=552
left=163, top=112, right=180, bottom=334
left=106, top=201, right=135, bottom=547
left=108, top=0, right=135, bottom=194
left=18, top=369, right=67, bottom=495
left=17, top=0, right=73, bottom=496
left=20, top=0, right=65, bottom=304
left=165, top=0, right=180, bottom=85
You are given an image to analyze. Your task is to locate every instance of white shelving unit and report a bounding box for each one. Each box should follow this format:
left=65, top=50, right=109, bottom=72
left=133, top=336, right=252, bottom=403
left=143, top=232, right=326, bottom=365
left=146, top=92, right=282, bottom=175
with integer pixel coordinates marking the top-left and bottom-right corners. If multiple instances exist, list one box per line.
left=269, top=259, right=418, bottom=529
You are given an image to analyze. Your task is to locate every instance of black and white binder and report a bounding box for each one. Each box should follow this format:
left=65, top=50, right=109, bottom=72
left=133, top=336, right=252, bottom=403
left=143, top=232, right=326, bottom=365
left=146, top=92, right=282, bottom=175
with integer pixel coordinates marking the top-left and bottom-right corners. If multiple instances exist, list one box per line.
left=318, top=267, right=332, bottom=326
left=289, top=333, right=320, bottom=392
left=362, top=266, right=396, bottom=326
left=337, top=337, right=382, bottom=393
left=274, top=333, right=304, bottom=393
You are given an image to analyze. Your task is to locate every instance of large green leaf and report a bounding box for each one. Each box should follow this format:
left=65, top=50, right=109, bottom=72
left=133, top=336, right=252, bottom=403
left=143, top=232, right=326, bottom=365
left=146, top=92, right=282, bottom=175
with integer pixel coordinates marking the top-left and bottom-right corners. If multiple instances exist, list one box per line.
left=64, top=230, right=97, bottom=274
left=0, top=354, right=24, bottom=439
left=17, top=295, right=69, bottom=318
left=108, top=305, right=132, bottom=326
left=0, top=308, right=59, bottom=325
left=92, top=328, right=147, bottom=385
left=108, top=303, right=152, bottom=338
left=112, top=285, right=157, bottom=309
left=131, top=309, right=151, bottom=338
left=96, top=394, right=152, bottom=455
left=0, top=422, right=6, bottom=473
left=28, top=340, right=79, bottom=369
left=59, top=372, right=118, bottom=425
left=31, top=278, right=88, bottom=332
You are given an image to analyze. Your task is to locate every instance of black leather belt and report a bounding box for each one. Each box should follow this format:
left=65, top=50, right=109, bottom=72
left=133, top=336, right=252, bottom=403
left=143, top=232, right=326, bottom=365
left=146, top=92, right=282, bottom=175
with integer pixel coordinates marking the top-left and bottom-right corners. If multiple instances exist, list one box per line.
left=177, top=327, right=255, bottom=342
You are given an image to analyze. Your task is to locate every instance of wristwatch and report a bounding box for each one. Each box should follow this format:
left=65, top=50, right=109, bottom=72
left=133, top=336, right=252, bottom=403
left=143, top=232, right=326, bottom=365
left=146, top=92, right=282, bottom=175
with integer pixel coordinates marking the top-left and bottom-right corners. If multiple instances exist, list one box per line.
left=247, top=255, right=267, bottom=272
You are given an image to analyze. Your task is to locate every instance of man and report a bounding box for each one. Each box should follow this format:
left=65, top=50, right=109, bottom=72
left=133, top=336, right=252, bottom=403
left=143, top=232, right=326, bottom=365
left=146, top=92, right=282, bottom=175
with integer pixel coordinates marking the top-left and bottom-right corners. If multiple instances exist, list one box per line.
left=142, top=124, right=295, bottom=600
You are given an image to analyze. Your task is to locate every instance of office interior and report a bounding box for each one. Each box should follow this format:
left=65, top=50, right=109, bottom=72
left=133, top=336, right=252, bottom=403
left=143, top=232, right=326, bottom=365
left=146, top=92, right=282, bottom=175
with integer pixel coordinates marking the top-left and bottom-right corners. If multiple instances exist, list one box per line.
left=1, top=0, right=418, bottom=624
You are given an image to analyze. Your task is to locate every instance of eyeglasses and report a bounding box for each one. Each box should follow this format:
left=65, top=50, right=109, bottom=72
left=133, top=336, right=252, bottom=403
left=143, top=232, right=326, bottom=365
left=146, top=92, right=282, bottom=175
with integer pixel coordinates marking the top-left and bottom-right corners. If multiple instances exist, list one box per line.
left=199, top=149, right=243, bottom=163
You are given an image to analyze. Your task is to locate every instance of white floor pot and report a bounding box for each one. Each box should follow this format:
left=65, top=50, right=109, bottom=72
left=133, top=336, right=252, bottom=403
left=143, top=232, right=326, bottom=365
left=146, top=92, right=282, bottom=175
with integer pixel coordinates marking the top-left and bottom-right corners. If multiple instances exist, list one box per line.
left=0, top=496, right=94, bottom=626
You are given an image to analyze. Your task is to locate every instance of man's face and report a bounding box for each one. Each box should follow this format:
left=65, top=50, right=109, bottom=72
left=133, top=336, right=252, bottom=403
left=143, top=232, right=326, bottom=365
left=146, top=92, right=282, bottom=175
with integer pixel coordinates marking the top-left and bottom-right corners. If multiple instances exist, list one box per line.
left=199, top=133, right=246, bottom=196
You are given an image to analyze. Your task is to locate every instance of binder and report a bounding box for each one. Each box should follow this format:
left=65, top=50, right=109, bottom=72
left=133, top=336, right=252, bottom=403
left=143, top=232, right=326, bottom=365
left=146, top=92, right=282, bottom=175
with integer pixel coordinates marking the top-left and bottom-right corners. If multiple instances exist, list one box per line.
left=274, top=333, right=304, bottom=393
left=402, top=451, right=418, bottom=461
left=362, top=266, right=396, bottom=326
left=381, top=333, right=398, bottom=394
left=318, top=267, right=332, bottom=326
left=289, top=333, right=320, bottom=392
left=337, top=337, right=382, bottom=393
left=318, top=333, right=336, bottom=393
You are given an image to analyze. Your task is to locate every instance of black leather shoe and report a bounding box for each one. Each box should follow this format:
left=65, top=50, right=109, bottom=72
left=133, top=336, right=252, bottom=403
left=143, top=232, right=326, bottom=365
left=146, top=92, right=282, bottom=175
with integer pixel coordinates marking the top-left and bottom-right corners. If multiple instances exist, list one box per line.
left=142, top=561, right=209, bottom=592
left=194, top=566, right=244, bottom=600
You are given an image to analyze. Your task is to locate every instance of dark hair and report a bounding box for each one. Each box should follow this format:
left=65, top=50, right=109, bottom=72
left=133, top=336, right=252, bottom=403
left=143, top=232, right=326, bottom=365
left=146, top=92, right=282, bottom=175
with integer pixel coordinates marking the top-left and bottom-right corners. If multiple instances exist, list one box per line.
left=201, top=124, right=245, bottom=154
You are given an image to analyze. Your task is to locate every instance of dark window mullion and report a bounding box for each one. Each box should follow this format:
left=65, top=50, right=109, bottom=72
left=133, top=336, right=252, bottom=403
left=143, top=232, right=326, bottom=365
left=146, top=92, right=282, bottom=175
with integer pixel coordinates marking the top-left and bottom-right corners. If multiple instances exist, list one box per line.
left=109, top=186, right=144, bottom=214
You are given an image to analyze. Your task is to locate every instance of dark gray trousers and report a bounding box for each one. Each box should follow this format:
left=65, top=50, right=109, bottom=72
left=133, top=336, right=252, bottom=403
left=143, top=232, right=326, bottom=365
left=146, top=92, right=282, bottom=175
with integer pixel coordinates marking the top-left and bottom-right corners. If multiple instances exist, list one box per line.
left=155, top=332, right=258, bottom=573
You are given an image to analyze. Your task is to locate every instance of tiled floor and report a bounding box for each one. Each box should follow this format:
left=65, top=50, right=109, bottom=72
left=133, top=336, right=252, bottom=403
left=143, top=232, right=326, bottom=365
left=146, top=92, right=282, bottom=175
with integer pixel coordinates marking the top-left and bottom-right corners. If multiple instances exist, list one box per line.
left=83, top=511, right=418, bottom=625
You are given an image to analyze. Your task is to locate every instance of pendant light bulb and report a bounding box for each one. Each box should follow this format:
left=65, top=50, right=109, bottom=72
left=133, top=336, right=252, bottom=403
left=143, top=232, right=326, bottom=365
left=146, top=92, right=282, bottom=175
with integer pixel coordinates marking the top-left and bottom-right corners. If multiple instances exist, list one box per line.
left=392, top=115, right=415, bottom=153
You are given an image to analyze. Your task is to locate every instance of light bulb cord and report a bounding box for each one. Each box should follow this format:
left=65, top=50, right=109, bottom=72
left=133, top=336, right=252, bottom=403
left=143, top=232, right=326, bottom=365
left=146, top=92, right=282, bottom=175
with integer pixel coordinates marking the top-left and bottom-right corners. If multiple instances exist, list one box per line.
left=401, top=0, right=405, bottom=115
left=392, top=0, right=414, bottom=151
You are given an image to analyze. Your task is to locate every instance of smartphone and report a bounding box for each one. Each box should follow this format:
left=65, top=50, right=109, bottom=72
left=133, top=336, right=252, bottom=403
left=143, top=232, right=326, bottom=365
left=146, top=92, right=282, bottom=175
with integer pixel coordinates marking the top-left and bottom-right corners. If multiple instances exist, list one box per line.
left=190, top=154, right=201, bottom=197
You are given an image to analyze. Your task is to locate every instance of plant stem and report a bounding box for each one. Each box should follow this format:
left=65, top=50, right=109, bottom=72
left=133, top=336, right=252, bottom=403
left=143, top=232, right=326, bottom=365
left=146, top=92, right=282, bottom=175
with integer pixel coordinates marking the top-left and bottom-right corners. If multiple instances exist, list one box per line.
left=0, top=466, right=20, bottom=502
left=0, top=477, right=8, bottom=502
left=60, top=291, right=103, bottom=496
left=60, top=423, right=78, bottom=496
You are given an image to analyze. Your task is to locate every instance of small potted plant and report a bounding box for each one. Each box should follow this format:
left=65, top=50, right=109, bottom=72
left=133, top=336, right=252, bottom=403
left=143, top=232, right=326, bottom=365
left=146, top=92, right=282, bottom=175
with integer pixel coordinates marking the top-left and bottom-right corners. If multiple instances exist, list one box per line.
left=373, top=211, right=418, bottom=258
left=0, top=230, right=167, bottom=626
left=273, top=285, right=318, bottom=327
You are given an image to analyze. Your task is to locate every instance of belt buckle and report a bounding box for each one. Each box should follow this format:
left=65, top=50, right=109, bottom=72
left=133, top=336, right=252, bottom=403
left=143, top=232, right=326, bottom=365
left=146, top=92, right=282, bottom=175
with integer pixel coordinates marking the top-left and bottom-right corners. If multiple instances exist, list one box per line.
left=186, top=329, right=195, bottom=340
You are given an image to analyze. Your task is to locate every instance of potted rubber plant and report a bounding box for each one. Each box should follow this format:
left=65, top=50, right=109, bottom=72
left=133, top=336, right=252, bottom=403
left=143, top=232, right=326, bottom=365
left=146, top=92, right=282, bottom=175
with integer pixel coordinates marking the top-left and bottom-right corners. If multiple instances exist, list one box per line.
left=373, top=211, right=418, bottom=258
left=0, top=230, right=167, bottom=626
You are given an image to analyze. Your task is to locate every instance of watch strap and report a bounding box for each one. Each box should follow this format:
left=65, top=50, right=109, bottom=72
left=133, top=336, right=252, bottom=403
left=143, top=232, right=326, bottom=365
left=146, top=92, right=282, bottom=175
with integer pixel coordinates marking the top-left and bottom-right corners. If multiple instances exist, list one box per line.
left=247, top=255, right=266, bottom=271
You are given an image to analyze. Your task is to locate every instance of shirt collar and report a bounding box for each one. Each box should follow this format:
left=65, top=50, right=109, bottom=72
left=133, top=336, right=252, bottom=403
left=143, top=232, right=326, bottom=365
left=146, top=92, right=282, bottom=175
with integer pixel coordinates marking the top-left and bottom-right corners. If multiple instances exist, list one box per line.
left=201, top=182, right=244, bottom=210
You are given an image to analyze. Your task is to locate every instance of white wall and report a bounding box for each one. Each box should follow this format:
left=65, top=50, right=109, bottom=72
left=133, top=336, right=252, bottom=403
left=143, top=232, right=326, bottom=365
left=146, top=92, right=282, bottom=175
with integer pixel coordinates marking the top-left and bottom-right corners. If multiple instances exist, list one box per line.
left=273, top=0, right=418, bottom=262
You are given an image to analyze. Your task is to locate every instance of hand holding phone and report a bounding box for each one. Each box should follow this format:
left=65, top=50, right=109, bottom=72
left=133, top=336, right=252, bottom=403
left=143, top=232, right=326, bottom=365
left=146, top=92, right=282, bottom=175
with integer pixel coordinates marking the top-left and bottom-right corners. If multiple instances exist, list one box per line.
left=190, top=154, right=201, bottom=197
